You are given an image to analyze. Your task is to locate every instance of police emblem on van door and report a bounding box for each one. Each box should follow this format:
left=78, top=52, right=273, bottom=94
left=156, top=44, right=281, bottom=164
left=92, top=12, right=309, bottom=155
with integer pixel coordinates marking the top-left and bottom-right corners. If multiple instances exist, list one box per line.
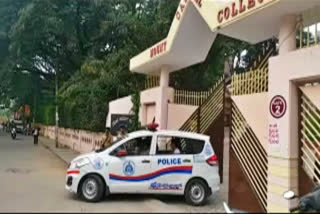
left=93, top=158, right=104, bottom=170
left=123, top=161, right=135, bottom=176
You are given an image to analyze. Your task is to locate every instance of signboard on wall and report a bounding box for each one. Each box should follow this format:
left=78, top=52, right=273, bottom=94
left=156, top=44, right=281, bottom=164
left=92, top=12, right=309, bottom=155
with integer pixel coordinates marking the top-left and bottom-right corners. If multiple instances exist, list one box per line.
left=216, top=0, right=278, bottom=26
left=269, top=95, right=287, bottom=149
left=270, top=95, right=287, bottom=119
left=110, top=114, right=133, bottom=135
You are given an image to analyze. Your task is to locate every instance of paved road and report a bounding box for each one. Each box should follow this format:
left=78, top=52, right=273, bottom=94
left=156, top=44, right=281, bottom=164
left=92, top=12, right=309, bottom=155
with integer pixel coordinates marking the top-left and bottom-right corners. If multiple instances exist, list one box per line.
left=0, top=131, right=224, bottom=213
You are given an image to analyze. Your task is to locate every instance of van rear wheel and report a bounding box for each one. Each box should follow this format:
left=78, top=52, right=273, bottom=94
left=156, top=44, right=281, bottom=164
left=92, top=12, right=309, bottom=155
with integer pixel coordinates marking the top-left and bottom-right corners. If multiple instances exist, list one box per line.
left=80, top=175, right=104, bottom=202
left=185, top=179, right=209, bottom=206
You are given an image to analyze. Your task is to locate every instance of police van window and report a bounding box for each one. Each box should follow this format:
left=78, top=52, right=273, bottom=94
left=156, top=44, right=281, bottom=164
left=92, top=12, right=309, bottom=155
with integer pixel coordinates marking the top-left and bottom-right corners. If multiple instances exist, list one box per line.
left=156, top=136, right=183, bottom=155
left=180, top=138, right=205, bottom=154
left=156, top=136, right=205, bottom=155
left=112, top=136, right=152, bottom=156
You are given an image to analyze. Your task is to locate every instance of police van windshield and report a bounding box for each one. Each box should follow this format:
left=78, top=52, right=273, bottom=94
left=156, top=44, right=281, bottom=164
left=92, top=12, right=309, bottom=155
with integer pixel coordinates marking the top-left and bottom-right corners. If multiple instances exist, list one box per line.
left=95, top=137, right=126, bottom=153
left=110, top=136, right=152, bottom=156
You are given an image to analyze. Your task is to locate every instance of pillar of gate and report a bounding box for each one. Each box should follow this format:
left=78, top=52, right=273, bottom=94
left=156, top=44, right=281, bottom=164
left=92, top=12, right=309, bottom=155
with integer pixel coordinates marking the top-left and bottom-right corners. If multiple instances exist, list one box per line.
left=221, top=57, right=233, bottom=202
left=155, top=66, right=170, bottom=130
left=267, top=15, right=299, bottom=213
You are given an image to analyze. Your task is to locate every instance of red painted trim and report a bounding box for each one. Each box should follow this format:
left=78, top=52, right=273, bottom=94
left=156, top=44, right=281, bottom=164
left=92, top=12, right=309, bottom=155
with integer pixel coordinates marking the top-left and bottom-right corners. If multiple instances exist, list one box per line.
left=67, top=170, right=80, bottom=175
left=110, top=166, right=192, bottom=180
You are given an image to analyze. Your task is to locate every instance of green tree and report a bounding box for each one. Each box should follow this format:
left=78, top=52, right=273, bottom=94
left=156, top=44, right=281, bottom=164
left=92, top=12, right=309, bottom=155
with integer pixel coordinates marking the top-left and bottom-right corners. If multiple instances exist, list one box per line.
left=0, top=0, right=268, bottom=132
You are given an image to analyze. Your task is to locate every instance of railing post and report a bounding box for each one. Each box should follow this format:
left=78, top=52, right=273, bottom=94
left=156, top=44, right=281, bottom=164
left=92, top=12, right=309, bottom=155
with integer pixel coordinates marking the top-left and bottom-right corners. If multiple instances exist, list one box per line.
left=197, top=106, right=201, bottom=133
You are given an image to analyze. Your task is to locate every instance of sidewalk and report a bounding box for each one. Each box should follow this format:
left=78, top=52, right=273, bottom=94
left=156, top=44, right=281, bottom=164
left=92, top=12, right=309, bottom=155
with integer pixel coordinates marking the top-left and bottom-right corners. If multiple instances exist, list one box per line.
left=39, top=137, right=79, bottom=166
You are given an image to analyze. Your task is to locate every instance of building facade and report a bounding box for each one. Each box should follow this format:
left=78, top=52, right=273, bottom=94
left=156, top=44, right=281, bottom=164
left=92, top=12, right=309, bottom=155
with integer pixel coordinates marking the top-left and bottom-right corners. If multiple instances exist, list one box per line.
left=107, top=0, right=320, bottom=212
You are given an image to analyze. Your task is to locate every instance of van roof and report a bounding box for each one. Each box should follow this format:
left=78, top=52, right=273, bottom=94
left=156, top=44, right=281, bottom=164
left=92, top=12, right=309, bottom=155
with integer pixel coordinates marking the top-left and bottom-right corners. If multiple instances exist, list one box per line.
left=129, top=130, right=210, bottom=141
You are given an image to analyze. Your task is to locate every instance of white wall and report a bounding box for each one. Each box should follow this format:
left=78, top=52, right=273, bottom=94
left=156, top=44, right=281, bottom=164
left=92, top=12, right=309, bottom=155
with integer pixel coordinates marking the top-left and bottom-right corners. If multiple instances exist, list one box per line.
left=232, top=93, right=269, bottom=151
left=167, top=103, right=198, bottom=130
left=146, top=104, right=156, bottom=124
left=106, top=95, right=133, bottom=128
left=140, top=87, right=175, bottom=127
left=269, top=45, right=320, bottom=157
left=106, top=87, right=198, bottom=131
left=266, top=41, right=320, bottom=213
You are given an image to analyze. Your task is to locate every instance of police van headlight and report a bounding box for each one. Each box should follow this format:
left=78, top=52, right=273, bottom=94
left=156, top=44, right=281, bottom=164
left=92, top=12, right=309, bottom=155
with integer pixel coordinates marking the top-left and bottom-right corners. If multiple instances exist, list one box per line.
left=75, top=158, right=90, bottom=168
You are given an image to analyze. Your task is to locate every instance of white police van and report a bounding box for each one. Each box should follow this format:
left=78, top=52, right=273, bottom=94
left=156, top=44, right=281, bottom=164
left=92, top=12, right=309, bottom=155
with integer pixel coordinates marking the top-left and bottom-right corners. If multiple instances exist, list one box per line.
left=65, top=130, right=220, bottom=206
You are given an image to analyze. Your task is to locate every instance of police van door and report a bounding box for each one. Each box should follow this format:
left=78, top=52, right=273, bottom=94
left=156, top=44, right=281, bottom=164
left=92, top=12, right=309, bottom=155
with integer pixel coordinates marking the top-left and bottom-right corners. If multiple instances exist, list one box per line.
left=149, top=135, right=193, bottom=194
left=108, top=135, right=153, bottom=193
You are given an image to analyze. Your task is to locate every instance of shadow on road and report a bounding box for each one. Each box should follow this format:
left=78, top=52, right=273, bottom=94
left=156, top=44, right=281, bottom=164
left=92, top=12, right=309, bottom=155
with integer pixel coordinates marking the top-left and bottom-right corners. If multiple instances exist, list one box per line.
left=67, top=192, right=186, bottom=204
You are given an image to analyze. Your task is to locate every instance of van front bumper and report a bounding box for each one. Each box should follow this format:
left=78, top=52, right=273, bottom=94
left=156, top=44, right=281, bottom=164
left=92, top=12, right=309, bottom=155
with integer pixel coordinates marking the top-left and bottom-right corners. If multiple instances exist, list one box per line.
left=65, top=169, right=82, bottom=194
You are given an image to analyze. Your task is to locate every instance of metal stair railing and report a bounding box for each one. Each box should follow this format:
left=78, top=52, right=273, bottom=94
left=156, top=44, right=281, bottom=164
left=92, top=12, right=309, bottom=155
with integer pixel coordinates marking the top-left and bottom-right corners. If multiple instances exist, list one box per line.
left=144, top=75, right=160, bottom=89
left=231, top=102, right=268, bottom=211
left=300, top=91, right=320, bottom=184
left=231, top=40, right=276, bottom=96
left=247, top=40, right=277, bottom=72
left=228, top=42, right=274, bottom=211
left=179, top=76, right=224, bottom=134
left=232, top=68, right=268, bottom=96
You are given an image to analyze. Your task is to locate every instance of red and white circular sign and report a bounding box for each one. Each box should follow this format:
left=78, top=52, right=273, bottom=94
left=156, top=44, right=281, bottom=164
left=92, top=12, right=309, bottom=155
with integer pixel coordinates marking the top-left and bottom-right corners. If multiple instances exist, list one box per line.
left=270, top=95, right=287, bottom=119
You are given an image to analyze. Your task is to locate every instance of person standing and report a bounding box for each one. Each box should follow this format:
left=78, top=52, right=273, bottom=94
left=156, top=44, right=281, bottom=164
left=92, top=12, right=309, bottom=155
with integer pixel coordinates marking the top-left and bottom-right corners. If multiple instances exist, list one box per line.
left=33, top=127, right=40, bottom=145
left=171, top=138, right=181, bottom=154
left=100, top=128, right=113, bottom=149
left=26, top=123, right=31, bottom=136
left=117, top=126, right=127, bottom=140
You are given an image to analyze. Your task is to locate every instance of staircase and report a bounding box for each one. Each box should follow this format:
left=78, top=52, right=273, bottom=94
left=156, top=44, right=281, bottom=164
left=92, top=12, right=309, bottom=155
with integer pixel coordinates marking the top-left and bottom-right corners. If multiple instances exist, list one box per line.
left=179, top=76, right=224, bottom=134
left=247, top=39, right=277, bottom=72
left=229, top=40, right=276, bottom=212
left=178, top=39, right=276, bottom=212
left=180, top=38, right=276, bottom=132
left=178, top=76, right=225, bottom=182
left=231, top=102, right=268, bottom=210
left=179, top=40, right=276, bottom=133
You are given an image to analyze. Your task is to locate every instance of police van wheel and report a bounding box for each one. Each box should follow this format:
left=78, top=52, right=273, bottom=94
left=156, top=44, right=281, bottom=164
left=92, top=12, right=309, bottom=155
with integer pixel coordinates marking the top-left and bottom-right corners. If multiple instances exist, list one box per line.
left=81, top=175, right=105, bottom=202
left=185, top=179, right=208, bottom=206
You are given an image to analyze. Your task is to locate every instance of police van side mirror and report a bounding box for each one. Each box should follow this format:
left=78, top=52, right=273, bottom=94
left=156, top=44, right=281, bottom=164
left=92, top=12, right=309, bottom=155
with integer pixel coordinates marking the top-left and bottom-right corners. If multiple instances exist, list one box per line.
left=117, top=150, right=128, bottom=157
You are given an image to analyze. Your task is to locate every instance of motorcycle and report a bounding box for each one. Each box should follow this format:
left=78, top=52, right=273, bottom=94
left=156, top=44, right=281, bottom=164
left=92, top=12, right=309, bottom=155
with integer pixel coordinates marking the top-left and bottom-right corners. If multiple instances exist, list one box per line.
left=223, top=185, right=320, bottom=213
left=284, top=186, right=320, bottom=213
left=11, top=128, right=16, bottom=140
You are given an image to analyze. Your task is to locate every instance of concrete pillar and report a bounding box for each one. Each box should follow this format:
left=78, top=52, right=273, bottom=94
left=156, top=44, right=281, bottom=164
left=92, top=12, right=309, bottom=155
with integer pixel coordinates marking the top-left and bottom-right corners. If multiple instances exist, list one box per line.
left=160, top=69, right=169, bottom=88
left=156, top=67, right=170, bottom=130
left=140, top=104, right=147, bottom=126
left=279, top=15, right=297, bottom=55
left=267, top=16, right=300, bottom=212
left=221, top=57, right=233, bottom=202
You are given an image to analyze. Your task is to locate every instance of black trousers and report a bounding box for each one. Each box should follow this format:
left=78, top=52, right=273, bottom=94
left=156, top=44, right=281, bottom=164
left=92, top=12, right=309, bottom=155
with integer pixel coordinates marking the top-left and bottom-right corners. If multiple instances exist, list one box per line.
left=34, top=136, right=38, bottom=145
